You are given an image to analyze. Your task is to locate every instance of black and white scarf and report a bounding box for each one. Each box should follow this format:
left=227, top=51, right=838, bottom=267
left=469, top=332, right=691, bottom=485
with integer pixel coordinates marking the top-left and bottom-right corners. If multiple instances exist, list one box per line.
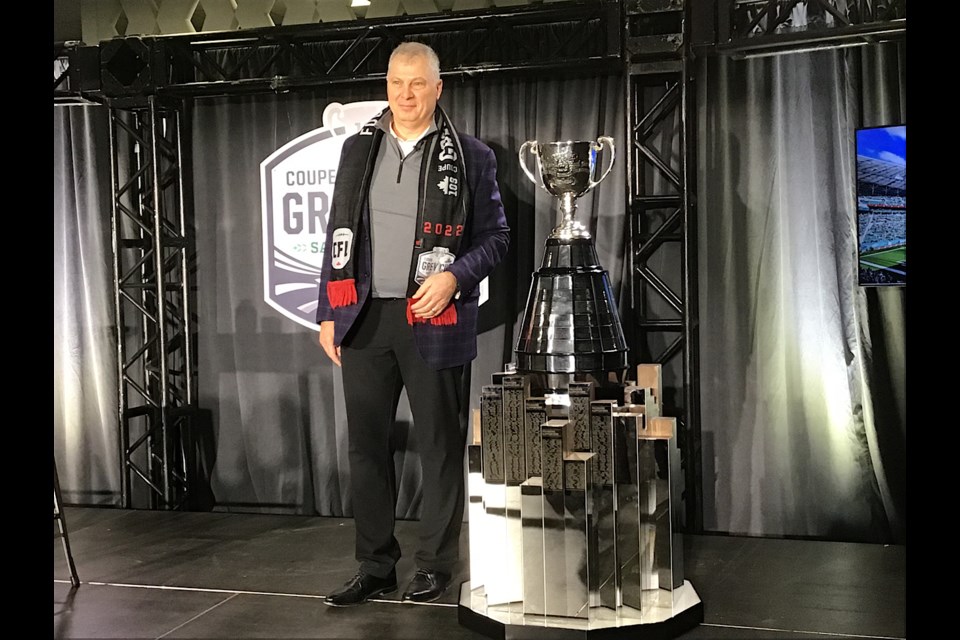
left=326, top=106, right=468, bottom=325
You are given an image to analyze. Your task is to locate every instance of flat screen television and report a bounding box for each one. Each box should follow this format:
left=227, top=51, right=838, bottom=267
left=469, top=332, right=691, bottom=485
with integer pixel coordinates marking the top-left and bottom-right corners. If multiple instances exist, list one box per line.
left=855, top=124, right=906, bottom=286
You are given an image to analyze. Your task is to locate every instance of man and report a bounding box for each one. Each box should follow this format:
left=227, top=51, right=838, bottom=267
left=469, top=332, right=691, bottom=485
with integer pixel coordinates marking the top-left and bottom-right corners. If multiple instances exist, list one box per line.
left=316, top=42, right=510, bottom=606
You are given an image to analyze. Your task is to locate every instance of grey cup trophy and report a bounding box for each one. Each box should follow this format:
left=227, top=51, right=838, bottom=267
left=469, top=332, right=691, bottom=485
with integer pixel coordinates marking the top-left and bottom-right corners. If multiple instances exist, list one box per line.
left=519, top=137, right=615, bottom=239
left=514, top=136, right=628, bottom=378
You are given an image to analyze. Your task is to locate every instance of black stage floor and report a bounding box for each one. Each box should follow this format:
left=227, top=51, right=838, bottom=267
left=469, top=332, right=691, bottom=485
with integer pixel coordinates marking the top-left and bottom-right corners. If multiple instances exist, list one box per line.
left=54, top=507, right=906, bottom=639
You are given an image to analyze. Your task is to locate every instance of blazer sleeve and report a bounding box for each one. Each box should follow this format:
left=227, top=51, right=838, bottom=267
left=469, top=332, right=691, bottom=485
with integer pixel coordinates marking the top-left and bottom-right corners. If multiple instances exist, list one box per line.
left=446, top=144, right=511, bottom=294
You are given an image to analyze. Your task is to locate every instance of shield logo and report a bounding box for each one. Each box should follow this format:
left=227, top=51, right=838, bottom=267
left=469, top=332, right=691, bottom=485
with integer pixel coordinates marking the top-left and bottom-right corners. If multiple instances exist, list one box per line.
left=260, top=101, right=387, bottom=331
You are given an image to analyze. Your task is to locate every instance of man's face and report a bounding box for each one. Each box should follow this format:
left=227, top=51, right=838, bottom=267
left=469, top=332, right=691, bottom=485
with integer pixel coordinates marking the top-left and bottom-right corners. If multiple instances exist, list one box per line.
left=386, top=54, right=442, bottom=135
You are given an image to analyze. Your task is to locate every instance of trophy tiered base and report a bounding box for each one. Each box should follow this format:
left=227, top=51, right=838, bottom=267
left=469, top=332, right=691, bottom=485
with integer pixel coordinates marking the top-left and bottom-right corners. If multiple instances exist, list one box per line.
left=459, top=367, right=702, bottom=639
left=458, top=581, right=703, bottom=640
left=463, top=136, right=701, bottom=638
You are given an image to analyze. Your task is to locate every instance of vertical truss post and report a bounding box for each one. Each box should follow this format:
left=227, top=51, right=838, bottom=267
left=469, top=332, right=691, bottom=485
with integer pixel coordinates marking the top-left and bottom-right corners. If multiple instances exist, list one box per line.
left=109, top=96, right=197, bottom=510
left=680, top=44, right=702, bottom=535
left=623, top=0, right=702, bottom=532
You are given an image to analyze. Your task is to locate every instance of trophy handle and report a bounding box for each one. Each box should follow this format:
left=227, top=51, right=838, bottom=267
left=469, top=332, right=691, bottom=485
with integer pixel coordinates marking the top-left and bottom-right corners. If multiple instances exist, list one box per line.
left=589, top=136, right=616, bottom=189
left=518, top=140, right=548, bottom=192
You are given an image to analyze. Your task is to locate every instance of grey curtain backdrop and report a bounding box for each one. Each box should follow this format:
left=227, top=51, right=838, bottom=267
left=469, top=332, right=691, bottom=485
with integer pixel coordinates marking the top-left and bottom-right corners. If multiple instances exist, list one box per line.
left=696, top=42, right=906, bottom=543
left=54, top=105, right=120, bottom=505
left=190, top=74, right=627, bottom=518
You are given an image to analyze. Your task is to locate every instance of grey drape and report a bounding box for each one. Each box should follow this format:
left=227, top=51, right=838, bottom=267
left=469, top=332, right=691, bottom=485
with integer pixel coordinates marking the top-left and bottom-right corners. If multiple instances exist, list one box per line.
left=696, top=42, right=905, bottom=543
left=54, top=105, right=120, bottom=505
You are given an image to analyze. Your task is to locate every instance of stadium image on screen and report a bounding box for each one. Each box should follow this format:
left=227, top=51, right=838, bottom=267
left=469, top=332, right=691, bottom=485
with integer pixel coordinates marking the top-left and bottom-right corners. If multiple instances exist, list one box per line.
left=855, top=124, right=906, bottom=286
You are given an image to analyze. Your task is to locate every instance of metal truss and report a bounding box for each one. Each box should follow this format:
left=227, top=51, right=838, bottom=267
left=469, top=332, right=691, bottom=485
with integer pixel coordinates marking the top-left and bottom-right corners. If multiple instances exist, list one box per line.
left=624, top=0, right=702, bottom=531
left=54, top=41, right=103, bottom=106
left=717, top=0, right=906, bottom=56
left=92, top=1, right=620, bottom=103
left=109, top=98, right=198, bottom=509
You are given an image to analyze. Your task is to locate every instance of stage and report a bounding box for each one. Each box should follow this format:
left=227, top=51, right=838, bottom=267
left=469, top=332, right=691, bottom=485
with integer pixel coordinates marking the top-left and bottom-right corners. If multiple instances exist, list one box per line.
left=54, top=507, right=905, bottom=639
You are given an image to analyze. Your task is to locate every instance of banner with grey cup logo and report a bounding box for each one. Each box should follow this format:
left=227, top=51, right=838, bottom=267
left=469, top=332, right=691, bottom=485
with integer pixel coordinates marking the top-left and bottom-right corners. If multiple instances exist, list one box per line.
left=259, top=101, right=388, bottom=331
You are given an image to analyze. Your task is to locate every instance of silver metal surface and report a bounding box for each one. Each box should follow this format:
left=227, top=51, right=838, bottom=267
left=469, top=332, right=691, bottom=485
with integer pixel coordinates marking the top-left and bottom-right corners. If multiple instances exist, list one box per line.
left=526, top=447, right=601, bottom=620
left=668, top=425, right=685, bottom=588
left=540, top=422, right=567, bottom=616
left=637, top=439, right=660, bottom=591
left=502, top=375, right=529, bottom=485
left=467, top=444, right=487, bottom=594
left=515, top=136, right=628, bottom=377
left=524, top=397, right=547, bottom=478
left=481, top=476, right=511, bottom=606
left=481, top=385, right=505, bottom=484
left=568, top=381, right=595, bottom=451
left=540, top=420, right=568, bottom=493
left=562, top=452, right=599, bottom=619
left=542, top=485, right=570, bottom=618
left=469, top=369, right=691, bottom=630
left=518, top=137, right=615, bottom=239
left=505, top=484, right=525, bottom=605
left=591, top=400, right=619, bottom=610
left=480, top=382, right=524, bottom=606
left=640, top=416, right=681, bottom=592
left=535, top=420, right=601, bottom=620
left=460, top=579, right=703, bottom=631
left=520, top=477, right=545, bottom=616
left=613, top=410, right=642, bottom=611
left=623, top=385, right=660, bottom=416
left=515, top=237, right=629, bottom=375
left=590, top=400, right=618, bottom=487
left=594, top=485, right=618, bottom=612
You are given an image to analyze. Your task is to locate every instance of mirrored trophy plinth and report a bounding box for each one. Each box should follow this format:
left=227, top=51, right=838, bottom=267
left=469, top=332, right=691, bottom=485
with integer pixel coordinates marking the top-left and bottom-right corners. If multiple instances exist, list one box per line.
left=460, top=365, right=703, bottom=639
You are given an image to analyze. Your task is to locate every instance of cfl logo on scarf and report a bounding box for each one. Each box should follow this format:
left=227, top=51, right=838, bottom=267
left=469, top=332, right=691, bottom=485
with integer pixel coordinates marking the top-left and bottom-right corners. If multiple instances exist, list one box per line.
left=330, top=229, right=353, bottom=269
left=259, top=100, right=388, bottom=331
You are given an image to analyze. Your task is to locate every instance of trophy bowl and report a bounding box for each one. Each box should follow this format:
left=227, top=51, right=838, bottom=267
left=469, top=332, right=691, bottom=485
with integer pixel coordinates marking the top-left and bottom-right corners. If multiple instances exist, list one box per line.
left=519, top=137, right=615, bottom=238
left=519, top=137, right=614, bottom=199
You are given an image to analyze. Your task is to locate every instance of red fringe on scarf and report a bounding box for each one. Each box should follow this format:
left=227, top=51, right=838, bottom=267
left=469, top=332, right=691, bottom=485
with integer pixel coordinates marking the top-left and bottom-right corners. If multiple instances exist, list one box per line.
left=406, top=298, right=458, bottom=326
left=327, top=279, right=357, bottom=308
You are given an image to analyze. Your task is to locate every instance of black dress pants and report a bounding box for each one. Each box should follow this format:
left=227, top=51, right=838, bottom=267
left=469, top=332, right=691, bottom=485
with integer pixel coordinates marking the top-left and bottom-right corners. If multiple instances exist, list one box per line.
left=340, top=298, right=466, bottom=579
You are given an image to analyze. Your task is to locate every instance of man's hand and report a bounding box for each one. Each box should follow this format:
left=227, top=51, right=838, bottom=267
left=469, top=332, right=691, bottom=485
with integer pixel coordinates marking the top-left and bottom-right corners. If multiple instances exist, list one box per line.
left=318, top=321, right=341, bottom=367
left=409, top=271, right=458, bottom=319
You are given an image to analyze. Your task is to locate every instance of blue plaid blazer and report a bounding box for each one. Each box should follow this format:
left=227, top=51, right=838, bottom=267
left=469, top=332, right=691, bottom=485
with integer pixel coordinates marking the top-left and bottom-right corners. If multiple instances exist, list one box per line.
left=316, top=128, right=510, bottom=370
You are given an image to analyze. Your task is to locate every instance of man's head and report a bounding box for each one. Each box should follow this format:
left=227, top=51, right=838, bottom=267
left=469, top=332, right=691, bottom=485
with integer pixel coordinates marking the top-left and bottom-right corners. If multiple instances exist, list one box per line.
left=386, top=42, right=443, bottom=137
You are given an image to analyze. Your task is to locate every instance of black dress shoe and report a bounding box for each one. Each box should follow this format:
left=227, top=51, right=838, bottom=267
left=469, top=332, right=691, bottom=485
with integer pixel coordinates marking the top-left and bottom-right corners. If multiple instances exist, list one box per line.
left=401, top=568, right=451, bottom=603
left=324, top=570, right=398, bottom=607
